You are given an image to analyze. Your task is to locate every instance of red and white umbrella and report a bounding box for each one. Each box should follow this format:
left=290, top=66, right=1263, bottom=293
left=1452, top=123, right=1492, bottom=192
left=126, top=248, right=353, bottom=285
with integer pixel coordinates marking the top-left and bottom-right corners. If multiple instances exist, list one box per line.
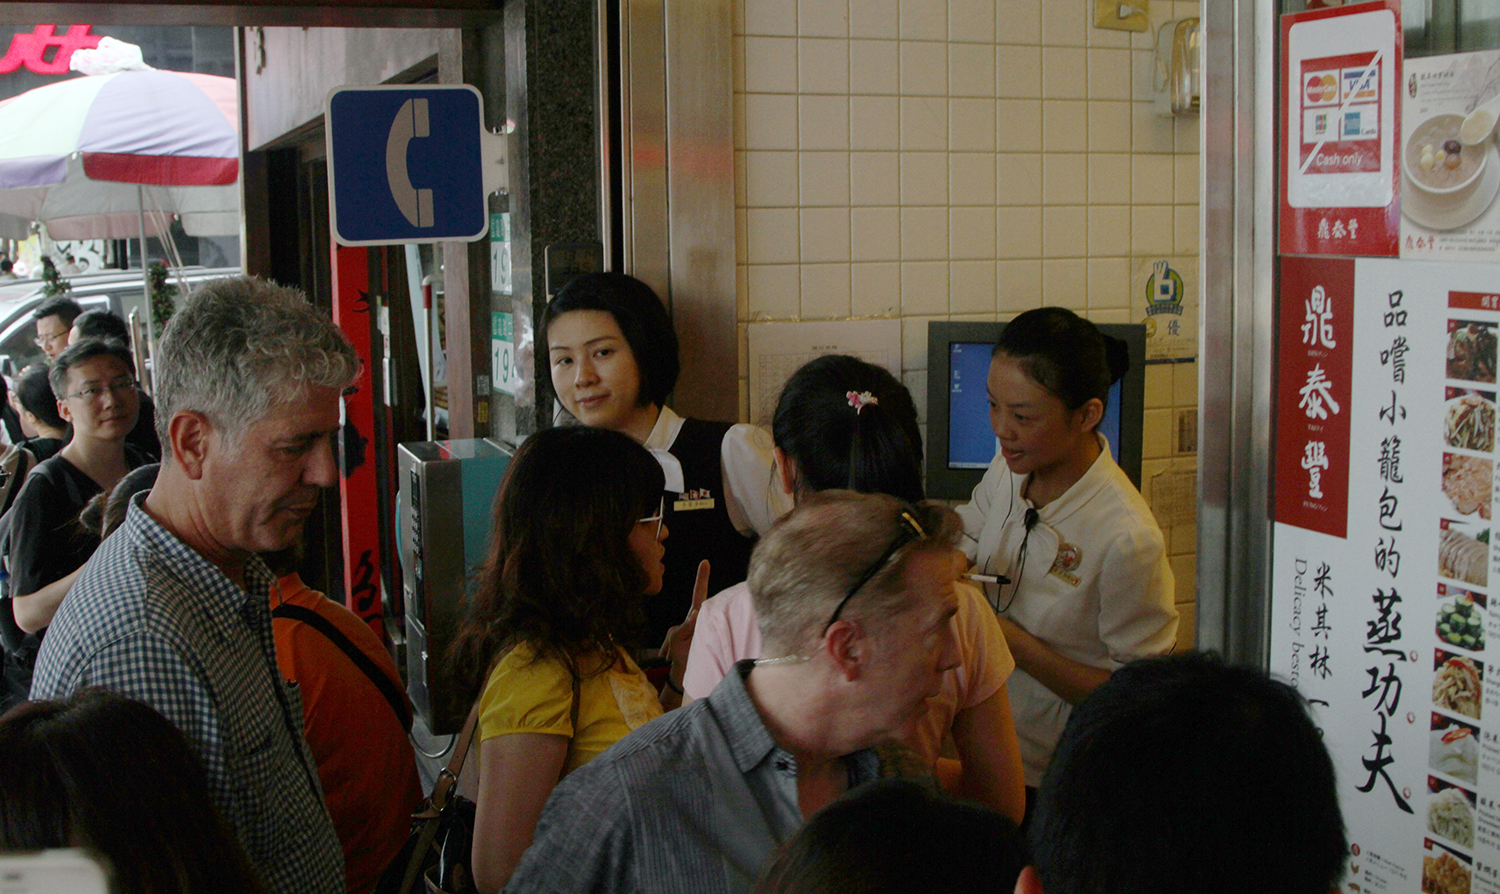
left=0, top=52, right=239, bottom=240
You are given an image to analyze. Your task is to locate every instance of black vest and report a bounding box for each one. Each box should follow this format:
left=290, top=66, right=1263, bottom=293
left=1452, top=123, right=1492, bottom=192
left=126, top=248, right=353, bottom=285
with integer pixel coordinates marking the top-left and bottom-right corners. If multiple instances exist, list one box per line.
left=645, top=418, right=755, bottom=645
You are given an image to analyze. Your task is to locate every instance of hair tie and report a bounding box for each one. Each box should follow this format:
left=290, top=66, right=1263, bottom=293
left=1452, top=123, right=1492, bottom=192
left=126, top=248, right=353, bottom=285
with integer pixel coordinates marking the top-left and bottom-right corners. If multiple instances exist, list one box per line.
left=846, top=391, right=878, bottom=414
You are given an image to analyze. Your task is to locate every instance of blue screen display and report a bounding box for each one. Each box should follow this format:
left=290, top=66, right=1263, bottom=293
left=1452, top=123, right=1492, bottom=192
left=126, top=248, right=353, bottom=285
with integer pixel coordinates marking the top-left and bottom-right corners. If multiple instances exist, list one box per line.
left=948, top=343, right=1122, bottom=470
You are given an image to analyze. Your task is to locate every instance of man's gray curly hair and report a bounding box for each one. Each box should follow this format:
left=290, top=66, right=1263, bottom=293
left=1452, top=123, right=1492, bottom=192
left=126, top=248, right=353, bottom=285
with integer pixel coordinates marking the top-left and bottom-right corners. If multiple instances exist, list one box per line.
left=154, top=276, right=359, bottom=456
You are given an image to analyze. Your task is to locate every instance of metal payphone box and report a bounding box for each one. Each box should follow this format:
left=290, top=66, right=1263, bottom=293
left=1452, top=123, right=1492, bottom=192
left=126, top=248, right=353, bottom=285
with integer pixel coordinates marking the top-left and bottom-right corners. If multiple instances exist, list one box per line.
left=397, top=438, right=511, bottom=734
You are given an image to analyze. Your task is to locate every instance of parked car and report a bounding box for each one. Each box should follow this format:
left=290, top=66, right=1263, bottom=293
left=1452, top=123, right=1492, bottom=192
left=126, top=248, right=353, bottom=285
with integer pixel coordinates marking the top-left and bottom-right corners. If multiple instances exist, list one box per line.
left=0, top=266, right=239, bottom=376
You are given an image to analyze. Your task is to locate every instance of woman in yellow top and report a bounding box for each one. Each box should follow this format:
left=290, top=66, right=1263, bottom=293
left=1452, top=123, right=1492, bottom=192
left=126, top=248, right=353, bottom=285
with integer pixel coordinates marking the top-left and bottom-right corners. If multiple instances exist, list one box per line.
left=449, top=426, right=698, bottom=893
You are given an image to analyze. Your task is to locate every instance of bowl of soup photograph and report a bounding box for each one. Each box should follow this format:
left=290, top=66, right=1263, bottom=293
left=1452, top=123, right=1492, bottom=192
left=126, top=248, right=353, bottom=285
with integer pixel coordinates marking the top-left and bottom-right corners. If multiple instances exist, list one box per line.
left=1405, top=113, right=1490, bottom=201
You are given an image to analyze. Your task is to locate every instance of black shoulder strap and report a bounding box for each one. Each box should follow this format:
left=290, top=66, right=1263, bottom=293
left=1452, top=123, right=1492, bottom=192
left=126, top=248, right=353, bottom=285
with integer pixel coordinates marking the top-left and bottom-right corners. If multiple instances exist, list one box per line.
left=271, top=602, right=413, bottom=732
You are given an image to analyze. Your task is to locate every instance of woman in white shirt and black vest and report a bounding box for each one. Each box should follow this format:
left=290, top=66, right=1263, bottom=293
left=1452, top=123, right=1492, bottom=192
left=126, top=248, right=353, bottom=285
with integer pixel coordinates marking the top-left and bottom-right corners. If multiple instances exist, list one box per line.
left=544, top=273, right=785, bottom=649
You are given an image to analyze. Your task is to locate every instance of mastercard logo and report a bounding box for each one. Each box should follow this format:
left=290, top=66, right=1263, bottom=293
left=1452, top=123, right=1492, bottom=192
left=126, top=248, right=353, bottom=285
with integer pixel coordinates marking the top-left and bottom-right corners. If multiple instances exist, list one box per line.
left=1305, top=74, right=1338, bottom=103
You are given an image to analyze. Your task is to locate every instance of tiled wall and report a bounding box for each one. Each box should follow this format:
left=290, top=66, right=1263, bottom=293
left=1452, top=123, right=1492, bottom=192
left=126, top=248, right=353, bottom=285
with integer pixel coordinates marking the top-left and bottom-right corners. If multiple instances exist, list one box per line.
left=731, top=0, right=1201, bottom=646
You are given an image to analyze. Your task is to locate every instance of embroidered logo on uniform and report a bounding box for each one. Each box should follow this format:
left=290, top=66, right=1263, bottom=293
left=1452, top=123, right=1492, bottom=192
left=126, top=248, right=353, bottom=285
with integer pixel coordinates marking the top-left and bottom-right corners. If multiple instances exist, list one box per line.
left=1048, top=541, right=1082, bottom=586
left=673, top=488, right=716, bottom=511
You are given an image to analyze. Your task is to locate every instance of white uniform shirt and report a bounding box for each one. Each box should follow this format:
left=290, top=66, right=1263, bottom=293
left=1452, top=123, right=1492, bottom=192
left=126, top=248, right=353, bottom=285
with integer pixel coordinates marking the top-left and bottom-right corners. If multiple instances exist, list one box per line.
left=956, top=435, right=1178, bottom=785
left=642, top=406, right=791, bottom=537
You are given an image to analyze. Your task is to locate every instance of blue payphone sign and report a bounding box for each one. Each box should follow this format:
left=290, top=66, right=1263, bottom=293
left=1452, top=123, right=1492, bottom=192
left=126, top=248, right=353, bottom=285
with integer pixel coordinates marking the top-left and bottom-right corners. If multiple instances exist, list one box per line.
left=325, top=85, right=508, bottom=246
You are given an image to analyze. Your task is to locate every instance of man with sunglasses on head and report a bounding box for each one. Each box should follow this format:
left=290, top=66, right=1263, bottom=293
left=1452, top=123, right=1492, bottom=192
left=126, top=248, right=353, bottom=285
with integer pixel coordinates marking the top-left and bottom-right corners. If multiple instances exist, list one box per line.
left=1, top=338, right=150, bottom=708
left=505, top=491, right=964, bottom=894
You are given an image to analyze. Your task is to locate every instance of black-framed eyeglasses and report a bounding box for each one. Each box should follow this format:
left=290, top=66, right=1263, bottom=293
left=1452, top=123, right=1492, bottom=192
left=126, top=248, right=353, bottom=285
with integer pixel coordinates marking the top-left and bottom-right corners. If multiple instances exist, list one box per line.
left=64, top=377, right=139, bottom=402
left=637, top=496, right=665, bottom=542
left=823, top=506, right=927, bottom=634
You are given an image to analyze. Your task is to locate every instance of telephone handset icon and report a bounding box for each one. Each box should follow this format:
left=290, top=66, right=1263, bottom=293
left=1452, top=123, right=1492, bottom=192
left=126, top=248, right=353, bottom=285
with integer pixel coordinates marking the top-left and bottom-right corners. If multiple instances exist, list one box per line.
left=386, top=98, right=435, bottom=228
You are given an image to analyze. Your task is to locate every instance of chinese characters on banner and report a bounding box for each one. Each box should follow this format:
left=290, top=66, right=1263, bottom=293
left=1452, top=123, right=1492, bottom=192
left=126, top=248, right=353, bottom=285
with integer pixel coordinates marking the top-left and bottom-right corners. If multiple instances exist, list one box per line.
left=1271, top=257, right=1500, bottom=894
left=1280, top=1, right=1402, bottom=257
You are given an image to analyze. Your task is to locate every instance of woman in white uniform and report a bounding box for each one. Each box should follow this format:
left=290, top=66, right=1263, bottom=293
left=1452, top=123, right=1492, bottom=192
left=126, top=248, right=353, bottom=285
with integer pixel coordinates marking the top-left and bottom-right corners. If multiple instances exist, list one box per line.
left=957, top=307, right=1178, bottom=797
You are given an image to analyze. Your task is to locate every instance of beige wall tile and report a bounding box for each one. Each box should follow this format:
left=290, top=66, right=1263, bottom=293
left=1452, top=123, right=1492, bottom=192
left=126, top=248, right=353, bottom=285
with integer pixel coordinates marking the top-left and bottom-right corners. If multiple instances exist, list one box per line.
left=745, top=36, right=798, bottom=93
left=800, top=37, right=850, bottom=93
left=949, top=42, right=996, bottom=97
left=996, top=153, right=1042, bottom=205
left=735, top=149, right=748, bottom=206
left=747, top=264, right=801, bottom=317
left=1042, top=258, right=1088, bottom=308
left=899, top=0, right=949, bottom=40
left=1144, top=362, right=1172, bottom=408
left=800, top=262, right=853, bottom=317
left=1143, top=408, right=1173, bottom=459
left=1174, top=153, right=1199, bottom=204
left=850, top=39, right=899, bottom=94
left=1088, top=153, right=1131, bottom=204
left=996, top=100, right=1043, bottom=152
left=800, top=95, right=850, bottom=148
left=950, top=258, right=999, bottom=313
left=901, top=264, right=950, bottom=315
left=1087, top=47, right=1131, bottom=100
left=950, top=98, right=998, bottom=152
left=1043, top=153, right=1087, bottom=205
left=1040, top=0, right=1087, bottom=46
left=850, top=151, right=901, bottom=204
left=996, top=206, right=1042, bottom=258
left=1130, top=48, right=1157, bottom=103
left=746, top=207, right=801, bottom=263
left=1174, top=361, right=1198, bottom=406
left=996, top=45, right=1042, bottom=99
left=949, top=0, right=997, bottom=43
left=1175, top=205, right=1199, bottom=254
left=851, top=206, right=901, bottom=261
left=744, top=0, right=798, bottom=36
left=745, top=151, right=799, bottom=207
left=902, top=314, right=942, bottom=370
left=1086, top=205, right=1130, bottom=256
left=851, top=261, right=902, bottom=315
left=949, top=206, right=998, bottom=260
left=800, top=151, right=851, bottom=206
left=1174, top=113, right=1199, bottom=154
left=1131, top=154, right=1175, bottom=204
left=1132, top=101, right=1175, bottom=153
left=997, top=259, right=1043, bottom=312
left=904, top=369, right=929, bottom=423
left=900, top=96, right=949, bottom=149
left=1042, top=205, right=1087, bottom=257
left=1086, top=14, right=1132, bottom=48
left=901, top=206, right=950, bottom=260
left=994, top=0, right=1042, bottom=45
left=1087, top=256, right=1130, bottom=307
left=1088, top=306, right=1131, bottom=323
left=744, top=94, right=799, bottom=149
left=1087, top=100, right=1131, bottom=152
left=801, top=207, right=851, bottom=262
left=850, top=95, right=901, bottom=149
left=900, top=41, right=949, bottom=95
left=901, top=152, right=949, bottom=204
left=1041, top=100, right=1087, bottom=151
left=736, top=209, right=749, bottom=265
left=1041, top=47, right=1087, bottom=100
left=1131, top=205, right=1174, bottom=255
left=950, top=153, right=998, bottom=205
left=799, top=0, right=850, bottom=37
left=850, top=0, right=899, bottom=38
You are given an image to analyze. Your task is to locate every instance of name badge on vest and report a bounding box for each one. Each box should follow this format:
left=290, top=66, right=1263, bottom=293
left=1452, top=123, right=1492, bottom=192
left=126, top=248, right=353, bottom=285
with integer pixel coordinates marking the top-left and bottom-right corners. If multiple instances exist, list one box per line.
left=674, top=488, right=716, bottom=511
left=1048, top=541, right=1082, bottom=586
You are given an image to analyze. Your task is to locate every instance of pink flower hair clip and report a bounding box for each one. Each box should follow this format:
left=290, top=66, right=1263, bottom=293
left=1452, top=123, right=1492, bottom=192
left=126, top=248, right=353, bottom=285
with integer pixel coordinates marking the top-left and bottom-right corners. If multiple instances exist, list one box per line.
left=846, top=391, right=878, bottom=414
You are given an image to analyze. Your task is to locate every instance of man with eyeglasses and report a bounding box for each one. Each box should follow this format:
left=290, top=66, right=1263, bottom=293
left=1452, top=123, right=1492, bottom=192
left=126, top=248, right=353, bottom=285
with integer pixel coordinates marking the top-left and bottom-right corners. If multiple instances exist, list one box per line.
left=506, top=491, right=964, bottom=894
left=32, top=296, right=82, bottom=361
left=1, top=338, right=150, bottom=708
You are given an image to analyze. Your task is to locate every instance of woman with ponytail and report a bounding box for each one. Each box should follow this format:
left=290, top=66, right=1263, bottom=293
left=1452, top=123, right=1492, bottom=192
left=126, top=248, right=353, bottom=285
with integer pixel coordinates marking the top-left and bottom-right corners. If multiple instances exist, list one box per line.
left=957, top=307, right=1177, bottom=804
left=682, top=354, right=1025, bottom=822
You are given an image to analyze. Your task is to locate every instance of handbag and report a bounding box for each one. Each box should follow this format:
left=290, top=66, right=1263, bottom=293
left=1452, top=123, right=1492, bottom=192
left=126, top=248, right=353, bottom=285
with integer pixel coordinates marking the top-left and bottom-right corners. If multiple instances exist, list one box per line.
left=373, top=704, right=480, bottom=894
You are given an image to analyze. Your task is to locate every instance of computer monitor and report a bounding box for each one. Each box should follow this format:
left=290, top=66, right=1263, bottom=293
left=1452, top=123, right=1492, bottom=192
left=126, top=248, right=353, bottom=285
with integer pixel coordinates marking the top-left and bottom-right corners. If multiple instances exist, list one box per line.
left=925, top=320, right=1148, bottom=500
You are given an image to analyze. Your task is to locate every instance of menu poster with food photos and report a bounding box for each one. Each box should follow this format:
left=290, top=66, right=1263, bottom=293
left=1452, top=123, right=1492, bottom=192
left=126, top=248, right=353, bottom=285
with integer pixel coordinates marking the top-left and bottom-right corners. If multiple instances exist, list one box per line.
left=1271, top=257, right=1500, bottom=894
left=1280, top=1, right=1402, bottom=257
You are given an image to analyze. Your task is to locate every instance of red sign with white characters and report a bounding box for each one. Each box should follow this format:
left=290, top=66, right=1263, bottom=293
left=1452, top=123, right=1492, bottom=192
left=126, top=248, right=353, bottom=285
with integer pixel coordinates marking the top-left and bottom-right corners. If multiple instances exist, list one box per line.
left=1276, top=256, right=1356, bottom=536
left=0, top=26, right=100, bottom=75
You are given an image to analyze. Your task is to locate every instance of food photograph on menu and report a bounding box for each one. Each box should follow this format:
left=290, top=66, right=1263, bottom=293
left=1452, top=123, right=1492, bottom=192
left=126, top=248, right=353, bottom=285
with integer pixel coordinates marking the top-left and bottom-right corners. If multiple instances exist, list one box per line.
left=1432, top=650, right=1484, bottom=720
left=1441, top=453, right=1493, bottom=519
left=1426, top=778, right=1476, bottom=850
left=1444, top=387, right=1497, bottom=452
left=1429, top=714, right=1480, bottom=785
left=1421, top=839, right=1473, bottom=894
left=1435, top=586, right=1486, bottom=652
left=1447, top=319, right=1498, bottom=383
left=1437, top=522, right=1490, bottom=586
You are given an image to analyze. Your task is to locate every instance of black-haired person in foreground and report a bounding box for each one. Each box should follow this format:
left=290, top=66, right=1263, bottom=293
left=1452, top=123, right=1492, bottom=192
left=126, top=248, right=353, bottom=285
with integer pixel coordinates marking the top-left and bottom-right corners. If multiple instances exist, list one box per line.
left=957, top=306, right=1177, bottom=798
left=757, top=778, right=1026, bottom=894
left=1022, top=652, right=1346, bottom=894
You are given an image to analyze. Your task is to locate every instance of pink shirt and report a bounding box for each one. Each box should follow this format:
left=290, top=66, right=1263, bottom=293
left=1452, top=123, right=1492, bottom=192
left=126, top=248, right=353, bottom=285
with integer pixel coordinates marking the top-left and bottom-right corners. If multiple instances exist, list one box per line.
left=682, top=580, right=1015, bottom=764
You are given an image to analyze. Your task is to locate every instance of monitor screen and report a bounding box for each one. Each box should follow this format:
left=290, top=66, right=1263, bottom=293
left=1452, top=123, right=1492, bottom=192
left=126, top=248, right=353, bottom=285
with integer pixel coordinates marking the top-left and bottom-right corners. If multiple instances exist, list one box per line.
left=926, top=321, right=1147, bottom=500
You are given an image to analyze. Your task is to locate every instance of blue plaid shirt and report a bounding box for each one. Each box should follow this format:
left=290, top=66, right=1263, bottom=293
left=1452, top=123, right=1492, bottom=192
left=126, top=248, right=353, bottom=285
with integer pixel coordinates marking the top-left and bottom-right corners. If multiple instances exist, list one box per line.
left=31, top=494, right=344, bottom=894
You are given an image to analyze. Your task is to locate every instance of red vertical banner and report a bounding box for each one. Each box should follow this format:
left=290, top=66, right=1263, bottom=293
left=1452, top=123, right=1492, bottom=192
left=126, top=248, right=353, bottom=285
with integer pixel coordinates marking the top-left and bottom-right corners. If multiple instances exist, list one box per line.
left=1280, top=0, right=1402, bottom=257
left=331, top=243, right=383, bottom=640
left=1276, top=256, right=1357, bottom=536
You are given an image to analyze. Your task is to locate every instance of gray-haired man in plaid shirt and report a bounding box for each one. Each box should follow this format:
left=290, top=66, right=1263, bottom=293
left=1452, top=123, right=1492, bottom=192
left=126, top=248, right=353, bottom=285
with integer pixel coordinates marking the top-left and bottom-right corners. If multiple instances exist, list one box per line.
left=32, top=277, right=356, bottom=894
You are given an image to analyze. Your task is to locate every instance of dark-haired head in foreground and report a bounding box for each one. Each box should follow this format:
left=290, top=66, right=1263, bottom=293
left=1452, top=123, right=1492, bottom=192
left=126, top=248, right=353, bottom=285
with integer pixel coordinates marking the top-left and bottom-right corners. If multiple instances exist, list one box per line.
left=1023, top=651, right=1346, bottom=894
left=0, top=689, right=266, bottom=894
left=758, top=778, right=1026, bottom=894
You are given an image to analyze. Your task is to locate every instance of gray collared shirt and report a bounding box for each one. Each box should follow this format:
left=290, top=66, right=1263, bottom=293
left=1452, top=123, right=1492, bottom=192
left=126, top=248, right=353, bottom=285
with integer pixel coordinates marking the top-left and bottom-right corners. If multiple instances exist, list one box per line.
left=504, top=660, right=888, bottom=894
left=30, top=495, right=344, bottom=894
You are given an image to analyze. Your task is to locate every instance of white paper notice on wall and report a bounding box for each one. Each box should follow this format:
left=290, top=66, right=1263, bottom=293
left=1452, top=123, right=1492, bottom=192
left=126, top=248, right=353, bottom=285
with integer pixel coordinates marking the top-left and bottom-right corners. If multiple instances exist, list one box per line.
left=747, top=319, right=903, bottom=425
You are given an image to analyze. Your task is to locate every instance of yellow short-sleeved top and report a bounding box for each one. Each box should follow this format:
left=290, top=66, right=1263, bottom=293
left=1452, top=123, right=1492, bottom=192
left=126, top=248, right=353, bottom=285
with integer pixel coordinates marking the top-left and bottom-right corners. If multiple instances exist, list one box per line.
left=477, top=642, right=664, bottom=775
